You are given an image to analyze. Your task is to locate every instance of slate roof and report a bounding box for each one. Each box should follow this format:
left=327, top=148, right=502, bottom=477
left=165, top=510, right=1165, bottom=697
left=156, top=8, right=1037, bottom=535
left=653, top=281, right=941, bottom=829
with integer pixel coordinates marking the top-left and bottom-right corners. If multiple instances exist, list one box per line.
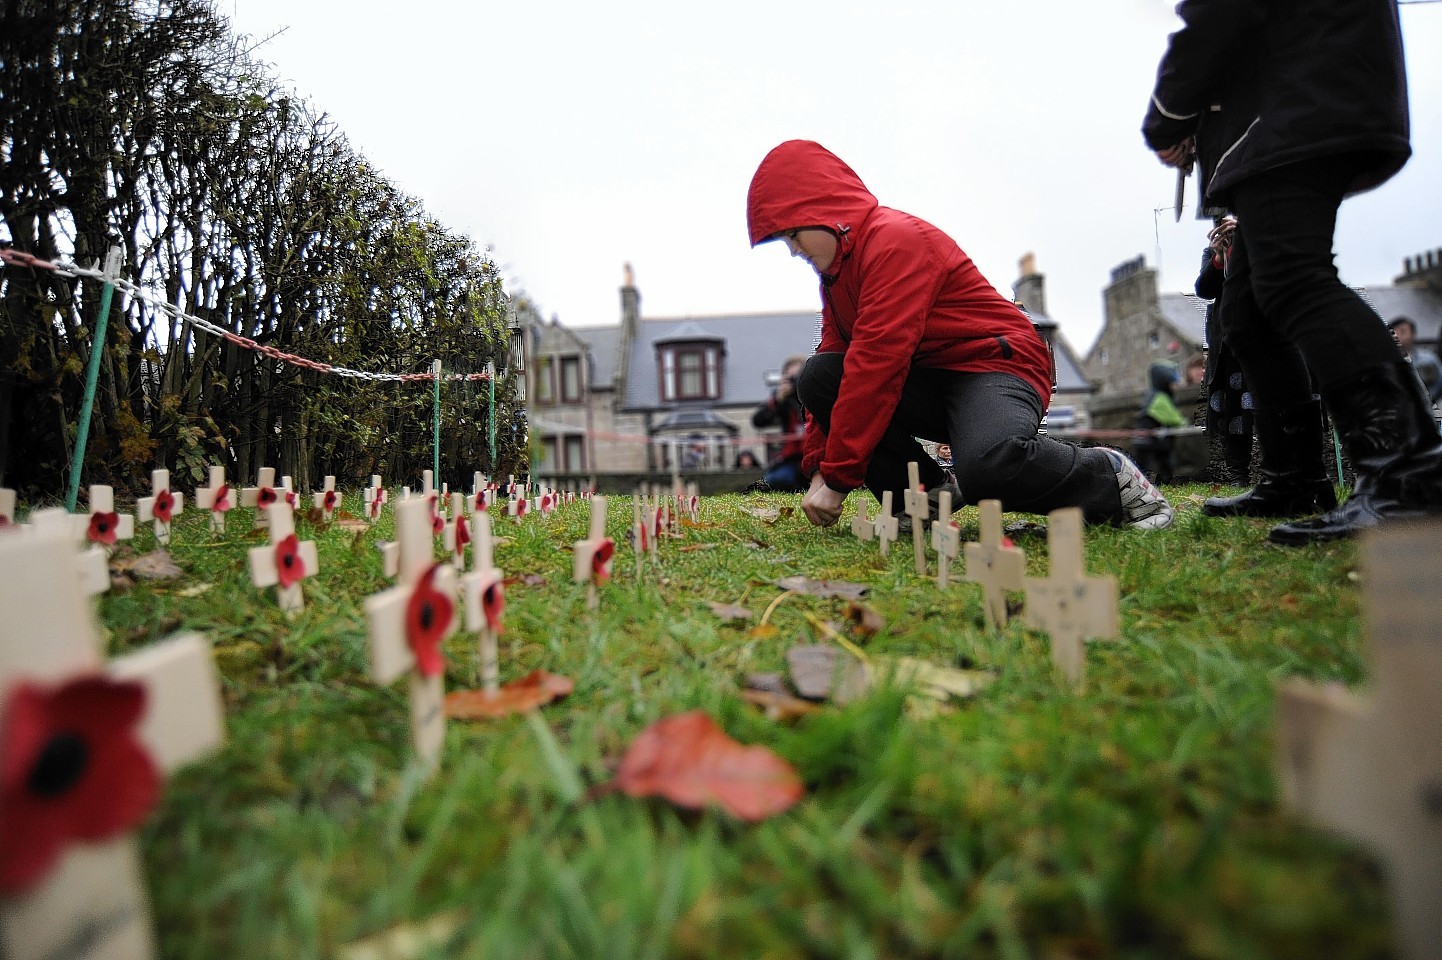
left=1356, top=285, right=1442, bottom=342
left=621, top=312, right=821, bottom=411
left=1027, top=310, right=1092, bottom=393
left=578, top=325, right=621, bottom=388
left=1159, top=293, right=1209, bottom=346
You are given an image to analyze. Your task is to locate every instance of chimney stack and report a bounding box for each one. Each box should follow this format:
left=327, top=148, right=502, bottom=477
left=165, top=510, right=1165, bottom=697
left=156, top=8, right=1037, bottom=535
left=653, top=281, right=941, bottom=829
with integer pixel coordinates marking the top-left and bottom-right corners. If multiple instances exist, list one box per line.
left=1012, top=252, right=1047, bottom=317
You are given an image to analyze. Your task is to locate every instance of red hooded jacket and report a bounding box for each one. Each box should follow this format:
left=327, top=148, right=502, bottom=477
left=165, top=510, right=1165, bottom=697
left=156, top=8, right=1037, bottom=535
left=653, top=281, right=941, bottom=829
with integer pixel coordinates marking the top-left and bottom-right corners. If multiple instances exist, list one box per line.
left=747, top=140, right=1053, bottom=492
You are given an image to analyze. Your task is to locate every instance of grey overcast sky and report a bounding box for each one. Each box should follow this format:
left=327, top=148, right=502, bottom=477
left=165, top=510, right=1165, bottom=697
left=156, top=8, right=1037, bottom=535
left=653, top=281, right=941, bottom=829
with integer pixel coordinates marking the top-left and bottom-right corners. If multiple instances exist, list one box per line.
left=226, top=1, right=1442, bottom=354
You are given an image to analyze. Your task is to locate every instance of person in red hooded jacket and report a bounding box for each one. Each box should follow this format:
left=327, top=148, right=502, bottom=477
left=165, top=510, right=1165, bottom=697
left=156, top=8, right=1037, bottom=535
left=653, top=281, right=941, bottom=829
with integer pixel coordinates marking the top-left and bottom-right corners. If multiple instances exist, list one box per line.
left=747, top=140, right=1174, bottom=531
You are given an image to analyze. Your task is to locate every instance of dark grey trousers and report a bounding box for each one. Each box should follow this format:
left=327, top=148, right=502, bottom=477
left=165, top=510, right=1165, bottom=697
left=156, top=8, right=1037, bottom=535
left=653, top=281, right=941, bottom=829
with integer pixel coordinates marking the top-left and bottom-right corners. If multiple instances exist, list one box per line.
left=798, top=353, right=1123, bottom=524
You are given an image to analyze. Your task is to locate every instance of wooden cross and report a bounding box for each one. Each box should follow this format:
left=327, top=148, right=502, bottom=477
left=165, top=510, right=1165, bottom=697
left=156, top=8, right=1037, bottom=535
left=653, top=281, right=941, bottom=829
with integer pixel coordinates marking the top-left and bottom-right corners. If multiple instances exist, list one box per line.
left=364, top=475, right=389, bottom=523
left=279, top=475, right=299, bottom=511
left=469, top=472, right=490, bottom=514
left=686, top=482, right=700, bottom=523
left=632, top=488, right=648, bottom=578
left=964, top=499, right=1027, bottom=630
left=0, top=531, right=224, bottom=960
left=312, top=475, right=341, bottom=522
left=193, top=465, right=232, bottom=533
left=84, top=485, right=134, bottom=550
left=1275, top=521, right=1442, bottom=960
left=240, top=466, right=280, bottom=529
left=573, top=495, right=614, bottom=611
left=246, top=502, right=319, bottom=613
left=1023, top=507, right=1118, bottom=684
left=136, top=469, right=184, bottom=546
left=903, top=462, right=929, bottom=576
left=22, top=509, right=111, bottom=599
left=459, top=510, right=505, bottom=692
left=851, top=495, right=874, bottom=542
left=507, top=494, right=530, bottom=522
left=931, top=489, right=961, bottom=588
left=363, top=497, right=457, bottom=774
left=873, top=490, right=898, bottom=558
left=443, top=492, right=471, bottom=571
left=0, top=487, right=15, bottom=529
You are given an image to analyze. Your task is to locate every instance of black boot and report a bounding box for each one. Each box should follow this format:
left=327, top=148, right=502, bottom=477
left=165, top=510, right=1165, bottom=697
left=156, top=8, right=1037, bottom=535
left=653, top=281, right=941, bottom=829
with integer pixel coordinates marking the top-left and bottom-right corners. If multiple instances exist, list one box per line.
left=1203, top=399, right=1336, bottom=518
left=1221, top=433, right=1253, bottom=486
left=1269, top=361, right=1442, bottom=545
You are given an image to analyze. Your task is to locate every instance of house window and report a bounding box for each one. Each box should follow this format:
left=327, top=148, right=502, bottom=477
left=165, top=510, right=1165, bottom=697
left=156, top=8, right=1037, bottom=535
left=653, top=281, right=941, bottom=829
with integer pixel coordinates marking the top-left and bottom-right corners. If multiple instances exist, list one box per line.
left=560, top=355, right=583, bottom=404
left=540, top=436, right=559, bottom=472
left=658, top=343, right=723, bottom=402
left=535, top=356, right=555, bottom=405
left=564, top=435, right=585, bottom=472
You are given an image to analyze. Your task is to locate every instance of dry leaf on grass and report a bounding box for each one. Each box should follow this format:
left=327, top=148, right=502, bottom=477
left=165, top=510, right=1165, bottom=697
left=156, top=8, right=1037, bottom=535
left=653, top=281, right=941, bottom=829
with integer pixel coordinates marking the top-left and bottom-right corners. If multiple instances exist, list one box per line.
left=598, top=710, right=804, bottom=821
left=503, top=573, right=548, bottom=588
left=775, top=576, right=869, bottom=600
left=763, top=506, right=795, bottom=526
left=786, top=644, right=857, bottom=700
left=849, top=656, right=997, bottom=702
left=747, top=623, right=780, bottom=640
left=706, top=601, right=753, bottom=622
left=738, top=506, right=780, bottom=521
left=743, top=672, right=788, bottom=694
left=110, top=549, right=185, bottom=581
left=334, top=518, right=370, bottom=533
left=843, top=600, right=885, bottom=638
left=739, top=688, right=822, bottom=722
left=444, top=670, right=574, bottom=719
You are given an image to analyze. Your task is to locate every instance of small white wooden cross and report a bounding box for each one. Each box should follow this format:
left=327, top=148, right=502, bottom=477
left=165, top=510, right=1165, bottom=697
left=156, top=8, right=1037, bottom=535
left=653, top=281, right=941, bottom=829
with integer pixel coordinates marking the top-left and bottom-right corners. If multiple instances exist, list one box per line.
left=873, top=490, right=898, bottom=558
left=240, top=466, right=280, bottom=529
left=312, top=475, right=341, bottom=522
left=686, top=482, right=700, bottom=523
left=443, top=492, right=471, bottom=571
left=964, top=499, right=1027, bottom=630
left=507, top=494, right=530, bottom=522
left=1023, top=507, right=1118, bottom=684
left=851, top=495, right=874, bottom=542
left=0, top=531, right=224, bottom=960
left=279, top=475, right=299, bottom=511
left=573, top=495, right=614, bottom=611
left=364, top=475, right=389, bottom=523
left=469, top=472, right=490, bottom=514
left=363, top=497, right=457, bottom=774
left=193, top=465, right=233, bottom=533
left=903, top=462, right=929, bottom=576
left=931, top=489, right=962, bottom=588
left=84, top=485, right=134, bottom=550
left=246, top=502, right=319, bottom=613
left=0, top=488, right=16, bottom=529
left=632, top=488, right=648, bottom=578
left=538, top=489, right=557, bottom=518
left=460, top=510, right=505, bottom=692
left=136, top=469, right=184, bottom=545
left=22, top=508, right=111, bottom=599
left=1275, top=521, right=1442, bottom=960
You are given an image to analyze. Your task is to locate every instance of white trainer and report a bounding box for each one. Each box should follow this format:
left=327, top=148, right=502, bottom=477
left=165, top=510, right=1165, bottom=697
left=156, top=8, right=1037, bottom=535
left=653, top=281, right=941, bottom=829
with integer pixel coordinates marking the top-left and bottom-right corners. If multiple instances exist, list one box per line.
left=1100, top=447, right=1175, bottom=530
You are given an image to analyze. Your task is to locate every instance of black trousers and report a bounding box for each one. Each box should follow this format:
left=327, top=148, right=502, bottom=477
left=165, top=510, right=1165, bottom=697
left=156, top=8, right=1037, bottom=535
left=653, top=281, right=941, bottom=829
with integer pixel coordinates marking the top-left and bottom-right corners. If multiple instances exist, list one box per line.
left=1220, top=156, right=1400, bottom=407
left=798, top=354, right=1122, bottom=524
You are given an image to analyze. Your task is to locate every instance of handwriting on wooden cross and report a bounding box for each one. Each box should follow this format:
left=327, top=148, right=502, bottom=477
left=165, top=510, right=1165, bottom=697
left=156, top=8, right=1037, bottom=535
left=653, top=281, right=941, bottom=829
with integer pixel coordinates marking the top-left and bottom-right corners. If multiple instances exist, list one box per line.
left=0, top=531, right=224, bottom=960
left=240, top=467, right=279, bottom=529
left=965, top=499, right=1026, bottom=630
left=443, top=492, right=471, bottom=571
left=460, top=510, right=504, bottom=692
left=364, top=475, right=389, bottom=523
left=193, top=466, right=232, bottom=533
left=363, top=497, right=457, bottom=774
left=874, top=490, right=898, bottom=558
left=1023, top=508, right=1117, bottom=684
left=903, top=462, right=929, bottom=576
left=136, top=470, right=184, bottom=546
left=246, top=502, right=318, bottom=613
left=931, top=489, right=961, bottom=589
left=84, top=485, right=134, bottom=550
left=573, top=495, right=614, bottom=611
left=1275, top=521, right=1442, bottom=960
left=312, top=475, right=341, bottom=523
left=851, top=495, right=874, bottom=542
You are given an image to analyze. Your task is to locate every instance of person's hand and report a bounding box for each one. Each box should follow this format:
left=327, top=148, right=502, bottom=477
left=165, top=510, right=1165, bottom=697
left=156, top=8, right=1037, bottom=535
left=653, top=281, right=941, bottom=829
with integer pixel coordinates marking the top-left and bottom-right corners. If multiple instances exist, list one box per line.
left=801, top=473, right=845, bottom=527
left=1208, top=215, right=1237, bottom=254
left=1155, top=137, right=1196, bottom=169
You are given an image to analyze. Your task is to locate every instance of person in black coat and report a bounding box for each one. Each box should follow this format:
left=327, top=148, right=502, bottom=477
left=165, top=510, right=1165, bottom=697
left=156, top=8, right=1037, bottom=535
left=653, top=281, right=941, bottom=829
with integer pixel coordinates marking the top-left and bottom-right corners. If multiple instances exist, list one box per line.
left=1142, top=0, right=1441, bottom=544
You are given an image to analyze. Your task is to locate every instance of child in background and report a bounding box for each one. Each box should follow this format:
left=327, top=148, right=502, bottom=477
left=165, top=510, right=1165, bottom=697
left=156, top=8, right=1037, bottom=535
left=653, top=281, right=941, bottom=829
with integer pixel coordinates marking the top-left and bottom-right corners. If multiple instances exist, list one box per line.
left=1133, top=361, right=1187, bottom=484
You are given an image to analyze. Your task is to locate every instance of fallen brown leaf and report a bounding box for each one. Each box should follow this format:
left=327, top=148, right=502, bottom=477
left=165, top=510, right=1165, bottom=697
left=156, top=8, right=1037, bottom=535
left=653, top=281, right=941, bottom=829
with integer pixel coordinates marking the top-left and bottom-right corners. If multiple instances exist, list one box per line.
left=503, top=573, right=548, bottom=587
left=334, top=518, right=370, bottom=533
left=787, top=644, right=849, bottom=700
left=739, top=507, right=780, bottom=521
left=843, top=600, right=885, bottom=639
left=740, top=688, right=822, bottom=722
left=444, top=670, right=574, bottom=719
left=775, top=576, right=869, bottom=599
left=110, top=549, right=185, bottom=581
left=599, top=710, right=804, bottom=821
left=747, top=623, right=780, bottom=640
left=706, top=601, right=753, bottom=622
left=763, top=506, right=795, bottom=526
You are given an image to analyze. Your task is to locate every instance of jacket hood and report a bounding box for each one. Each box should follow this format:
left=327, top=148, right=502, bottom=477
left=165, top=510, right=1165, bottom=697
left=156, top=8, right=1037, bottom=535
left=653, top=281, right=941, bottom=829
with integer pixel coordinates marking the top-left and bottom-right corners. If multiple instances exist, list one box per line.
left=747, top=141, right=879, bottom=248
left=1148, top=360, right=1180, bottom=391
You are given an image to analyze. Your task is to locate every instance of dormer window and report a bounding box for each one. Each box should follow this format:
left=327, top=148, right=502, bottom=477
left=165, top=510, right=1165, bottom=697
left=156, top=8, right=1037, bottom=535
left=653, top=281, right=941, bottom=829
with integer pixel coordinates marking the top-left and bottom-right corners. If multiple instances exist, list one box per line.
left=657, top=340, right=723, bottom=402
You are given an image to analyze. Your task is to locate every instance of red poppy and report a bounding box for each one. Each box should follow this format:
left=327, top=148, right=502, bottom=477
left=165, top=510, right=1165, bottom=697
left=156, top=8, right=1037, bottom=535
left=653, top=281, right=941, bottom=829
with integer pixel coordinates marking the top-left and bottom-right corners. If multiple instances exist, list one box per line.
left=591, top=537, right=616, bottom=583
left=257, top=486, right=277, bottom=509
left=0, top=675, right=158, bottom=896
left=212, top=484, right=232, bottom=512
left=473, top=491, right=486, bottom=512
left=87, top=511, right=119, bottom=546
left=283, top=490, right=298, bottom=509
left=0, top=515, right=12, bottom=528
left=152, top=489, right=175, bottom=523
left=455, top=515, right=471, bottom=550
left=431, top=511, right=445, bottom=536
left=517, top=498, right=530, bottom=517
left=481, top=580, right=505, bottom=633
left=369, top=496, right=383, bottom=519
left=638, top=523, right=649, bottom=552
left=405, top=564, right=453, bottom=677
left=274, top=533, right=305, bottom=589
left=323, top=490, right=338, bottom=512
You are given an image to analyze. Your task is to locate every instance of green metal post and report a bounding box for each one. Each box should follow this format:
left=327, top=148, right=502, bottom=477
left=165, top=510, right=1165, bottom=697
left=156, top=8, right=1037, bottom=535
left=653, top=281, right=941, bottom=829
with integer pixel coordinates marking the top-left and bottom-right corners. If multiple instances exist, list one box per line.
left=65, top=247, right=122, bottom=512
left=487, top=362, right=497, bottom=471
left=432, top=358, right=442, bottom=484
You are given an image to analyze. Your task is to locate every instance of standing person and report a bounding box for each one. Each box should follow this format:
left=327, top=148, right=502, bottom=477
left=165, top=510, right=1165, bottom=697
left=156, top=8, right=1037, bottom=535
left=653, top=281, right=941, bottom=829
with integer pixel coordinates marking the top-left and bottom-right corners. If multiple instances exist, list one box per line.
left=745, top=140, right=1174, bottom=531
left=1196, top=217, right=1255, bottom=487
left=1387, top=316, right=1442, bottom=405
left=1133, top=361, right=1187, bottom=485
left=750, top=355, right=808, bottom=492
left=1143, top=0, right=1441, bottom=544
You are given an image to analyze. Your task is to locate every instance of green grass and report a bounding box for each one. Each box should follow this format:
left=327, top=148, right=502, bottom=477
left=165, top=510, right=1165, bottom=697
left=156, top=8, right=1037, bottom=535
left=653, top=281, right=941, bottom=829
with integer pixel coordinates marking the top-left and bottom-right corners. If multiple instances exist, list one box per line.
left=87, top=487, right=1394, bottom=959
